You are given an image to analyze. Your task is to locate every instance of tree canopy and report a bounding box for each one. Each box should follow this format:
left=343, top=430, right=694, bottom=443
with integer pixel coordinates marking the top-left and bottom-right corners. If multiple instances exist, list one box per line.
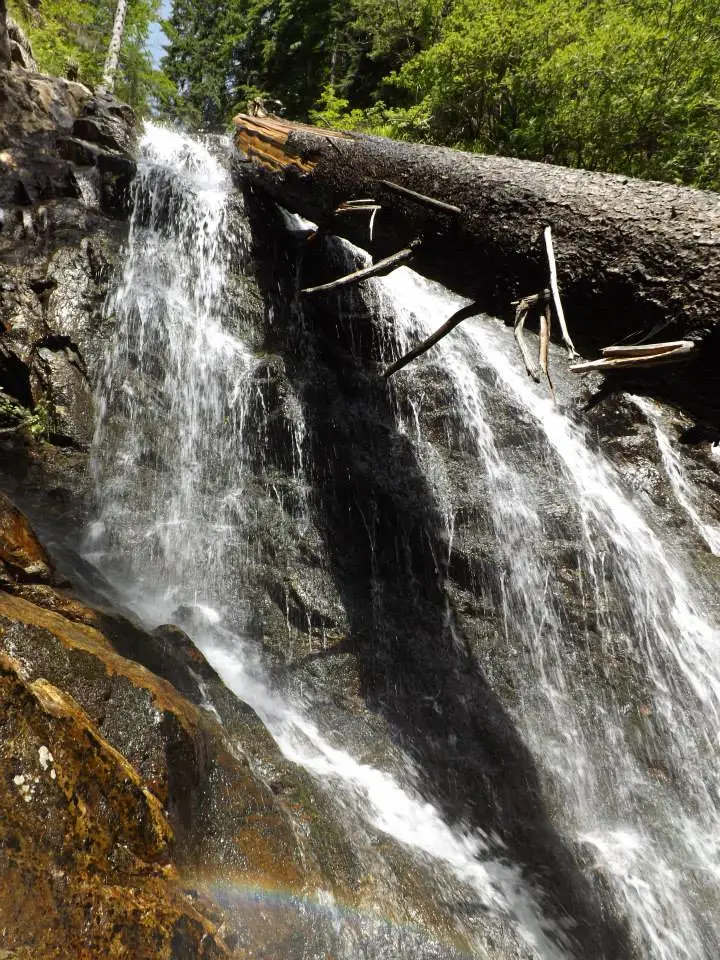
left=8, top=0, right=170, bottom=112
left=162, top=0, right=720, bottom=190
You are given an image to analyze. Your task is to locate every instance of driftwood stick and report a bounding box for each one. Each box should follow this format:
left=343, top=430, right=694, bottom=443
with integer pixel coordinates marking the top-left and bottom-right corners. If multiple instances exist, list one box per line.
left=511, top=292, right=544, bottom=307
left=369, top=206, right=379, bottom=242
left=570, top=341, right=695, bottom=372
left=544, top=226, right=578, bottom=358
left=301, top=244, right=419, bottom=295
left=335, top=204, right=382, bottom=215
left=378, top=179, right=462, bottom=215
left=514, top=295, right=541, bottom=382
left=599, top=340, right=694, bottom=358
left=383, top=301, right=483, bottom=378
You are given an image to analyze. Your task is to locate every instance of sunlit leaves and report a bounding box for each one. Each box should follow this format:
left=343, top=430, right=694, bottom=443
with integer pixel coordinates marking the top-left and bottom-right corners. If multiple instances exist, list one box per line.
left=9, top=0, right=162, bottom=112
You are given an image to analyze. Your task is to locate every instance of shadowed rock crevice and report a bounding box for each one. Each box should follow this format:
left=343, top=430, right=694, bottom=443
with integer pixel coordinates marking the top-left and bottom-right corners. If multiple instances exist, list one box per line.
left=242, top=186, right=635, bottom=959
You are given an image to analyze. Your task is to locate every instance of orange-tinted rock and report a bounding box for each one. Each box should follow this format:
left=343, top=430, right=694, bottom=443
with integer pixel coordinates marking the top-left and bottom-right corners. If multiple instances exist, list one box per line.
left=0, top=583, right=327, bottom=956
left=0, top=491, right=53, bottom=583
left=0, top=652, right=228, bottom=959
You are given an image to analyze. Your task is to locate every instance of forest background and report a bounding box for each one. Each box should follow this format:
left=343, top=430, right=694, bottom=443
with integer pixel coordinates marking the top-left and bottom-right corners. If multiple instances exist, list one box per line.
left=9, top=0, right=720, bottom=190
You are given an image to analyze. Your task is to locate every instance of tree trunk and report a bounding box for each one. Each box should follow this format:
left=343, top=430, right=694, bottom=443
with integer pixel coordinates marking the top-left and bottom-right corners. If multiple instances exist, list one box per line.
left=100, top=0, right=128, bottom=93
left=0, top=0, right=11, bottom=70
left=231, top=115, right=720, bottom=361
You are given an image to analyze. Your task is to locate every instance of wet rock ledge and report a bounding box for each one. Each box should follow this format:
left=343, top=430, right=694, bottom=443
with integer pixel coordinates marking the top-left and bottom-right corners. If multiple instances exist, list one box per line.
left=0, top=491, right=272, bottom=957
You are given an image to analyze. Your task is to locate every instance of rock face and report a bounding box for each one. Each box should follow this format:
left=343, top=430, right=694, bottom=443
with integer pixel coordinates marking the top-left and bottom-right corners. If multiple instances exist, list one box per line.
left=3, top=47, right=720, bottom=960
left=234, top=185, right=720, bottom=958
left=6, top=14, right=38, bottom=72
left=0, top=62, right=476, bottom=960
left=0, top=67, right=136, bottom=529
left=0, top=652, right=228, bottom=960
left=0, top=492, right=469, bottom=958
left=0, top=497, right=226, bottom=957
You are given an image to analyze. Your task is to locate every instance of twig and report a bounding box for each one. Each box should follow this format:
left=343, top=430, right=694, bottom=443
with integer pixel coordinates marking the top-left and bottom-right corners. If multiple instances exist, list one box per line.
left=599, top=340, right=693, bottom=358
left=544, top=226, right=578, bottom=358
left=383, top=302, right=483, bottom=378
left=369, top=206, right=379, bottom=242
left=335, top=204, right=381, bottom=215
left=301, top=242, right=420, bottom=295
left=378, top=179, right=462, bottom=215
left=514, top=293, right=546, bottom=382
left=539, top=303, right=555, bottom=398
left=334, top=201, right=383, bottom=243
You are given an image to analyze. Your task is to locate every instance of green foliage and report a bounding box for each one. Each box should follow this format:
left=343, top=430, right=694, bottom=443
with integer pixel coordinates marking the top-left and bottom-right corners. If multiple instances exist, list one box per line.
left=163, top=0, right=720, bottom=189
left=8, top=0, right=165, bottom=114
left=0, top=390, right=54, bottom=440
left=25, top=395, right=54, bottom=439
left=387, top=0, right=720, bottom=187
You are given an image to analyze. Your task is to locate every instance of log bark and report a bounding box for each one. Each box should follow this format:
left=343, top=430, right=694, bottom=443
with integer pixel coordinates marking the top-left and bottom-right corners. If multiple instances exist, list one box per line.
left=231, top=114, right=720, bottom=360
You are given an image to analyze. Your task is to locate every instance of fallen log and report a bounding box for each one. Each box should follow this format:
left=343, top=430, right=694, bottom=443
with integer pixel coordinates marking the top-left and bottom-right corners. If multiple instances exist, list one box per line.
left=231, top=113, right=720, bottom=435
left=231, top=113, right=720, bottom=357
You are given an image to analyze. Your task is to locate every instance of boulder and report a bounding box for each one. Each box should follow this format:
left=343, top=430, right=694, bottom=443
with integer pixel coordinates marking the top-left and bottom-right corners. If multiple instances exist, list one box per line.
left=0, top=651, right=228, bottom=959
left=0, top=489, right=477, bottom=957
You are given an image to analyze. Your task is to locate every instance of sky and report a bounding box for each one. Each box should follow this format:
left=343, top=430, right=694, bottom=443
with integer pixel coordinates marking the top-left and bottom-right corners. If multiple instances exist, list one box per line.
left=147, top=0, right=172, bottom=67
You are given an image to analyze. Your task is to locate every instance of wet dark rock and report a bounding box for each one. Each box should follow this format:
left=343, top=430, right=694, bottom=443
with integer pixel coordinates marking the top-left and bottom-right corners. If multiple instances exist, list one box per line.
left=0, top=490, right=54, bottom=584
left=240, top=186, right=646, bottom=960
left=3, top=62, right=719, bottom=958
left=0, top=67, right=136, bottom=515
left=73, top=108, right=137, bottom=157
left=6, top=16, right=37, bottom=73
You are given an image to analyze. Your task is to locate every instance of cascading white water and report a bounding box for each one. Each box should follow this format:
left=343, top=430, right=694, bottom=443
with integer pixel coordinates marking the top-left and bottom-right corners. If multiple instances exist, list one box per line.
left=631, top=396, right=720, bottom=557
left=371, top=266, right=720, bottom=960
left=89, top=122, right=258, bottom=622
left=88, top=125, right=572, bottom=960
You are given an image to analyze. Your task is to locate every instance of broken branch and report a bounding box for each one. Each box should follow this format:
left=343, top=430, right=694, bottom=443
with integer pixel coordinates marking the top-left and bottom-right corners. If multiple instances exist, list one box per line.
left=544, top=226, right=578, bottom=358
left=599, top=341, right=694, bottom=358
left=570, top=340, right=695, bottom=372
left=383, top=301, right=483, bottom=378
left=301, top=243, right=420, bottom=295
left=378, top=180, right=462, bottom=216
left=539, top=303, right=554, bottom=398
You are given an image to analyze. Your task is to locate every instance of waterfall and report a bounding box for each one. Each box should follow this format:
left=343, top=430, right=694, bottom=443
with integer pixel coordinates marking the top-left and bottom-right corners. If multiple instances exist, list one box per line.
left=88, top=124, right=720, bottom=959
left=370, top=266, right=720, bottom=959
left=88, top=122, right=257, bottom=622
left=88, top=124, right=568, bottom=960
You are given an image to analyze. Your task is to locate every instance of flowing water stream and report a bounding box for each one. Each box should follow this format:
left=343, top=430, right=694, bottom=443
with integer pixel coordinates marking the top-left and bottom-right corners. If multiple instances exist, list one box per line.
left=86, top=124, right=720, bottom=958
left=369, top=268, right=720, bottom=959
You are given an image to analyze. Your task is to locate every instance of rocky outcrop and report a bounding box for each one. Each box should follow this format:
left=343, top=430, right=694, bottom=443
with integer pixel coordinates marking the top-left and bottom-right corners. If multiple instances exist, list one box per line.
left=0, top=68, right=136, bottom=529
left=0, top=651, right=228, bottom=960
left=0, top=490, right=469, bottom=958
left=6, top=14, right=38, bottom=72
left=234, top=186, right=720, bottom=958
left=0, top=497, right=228, bottom=957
